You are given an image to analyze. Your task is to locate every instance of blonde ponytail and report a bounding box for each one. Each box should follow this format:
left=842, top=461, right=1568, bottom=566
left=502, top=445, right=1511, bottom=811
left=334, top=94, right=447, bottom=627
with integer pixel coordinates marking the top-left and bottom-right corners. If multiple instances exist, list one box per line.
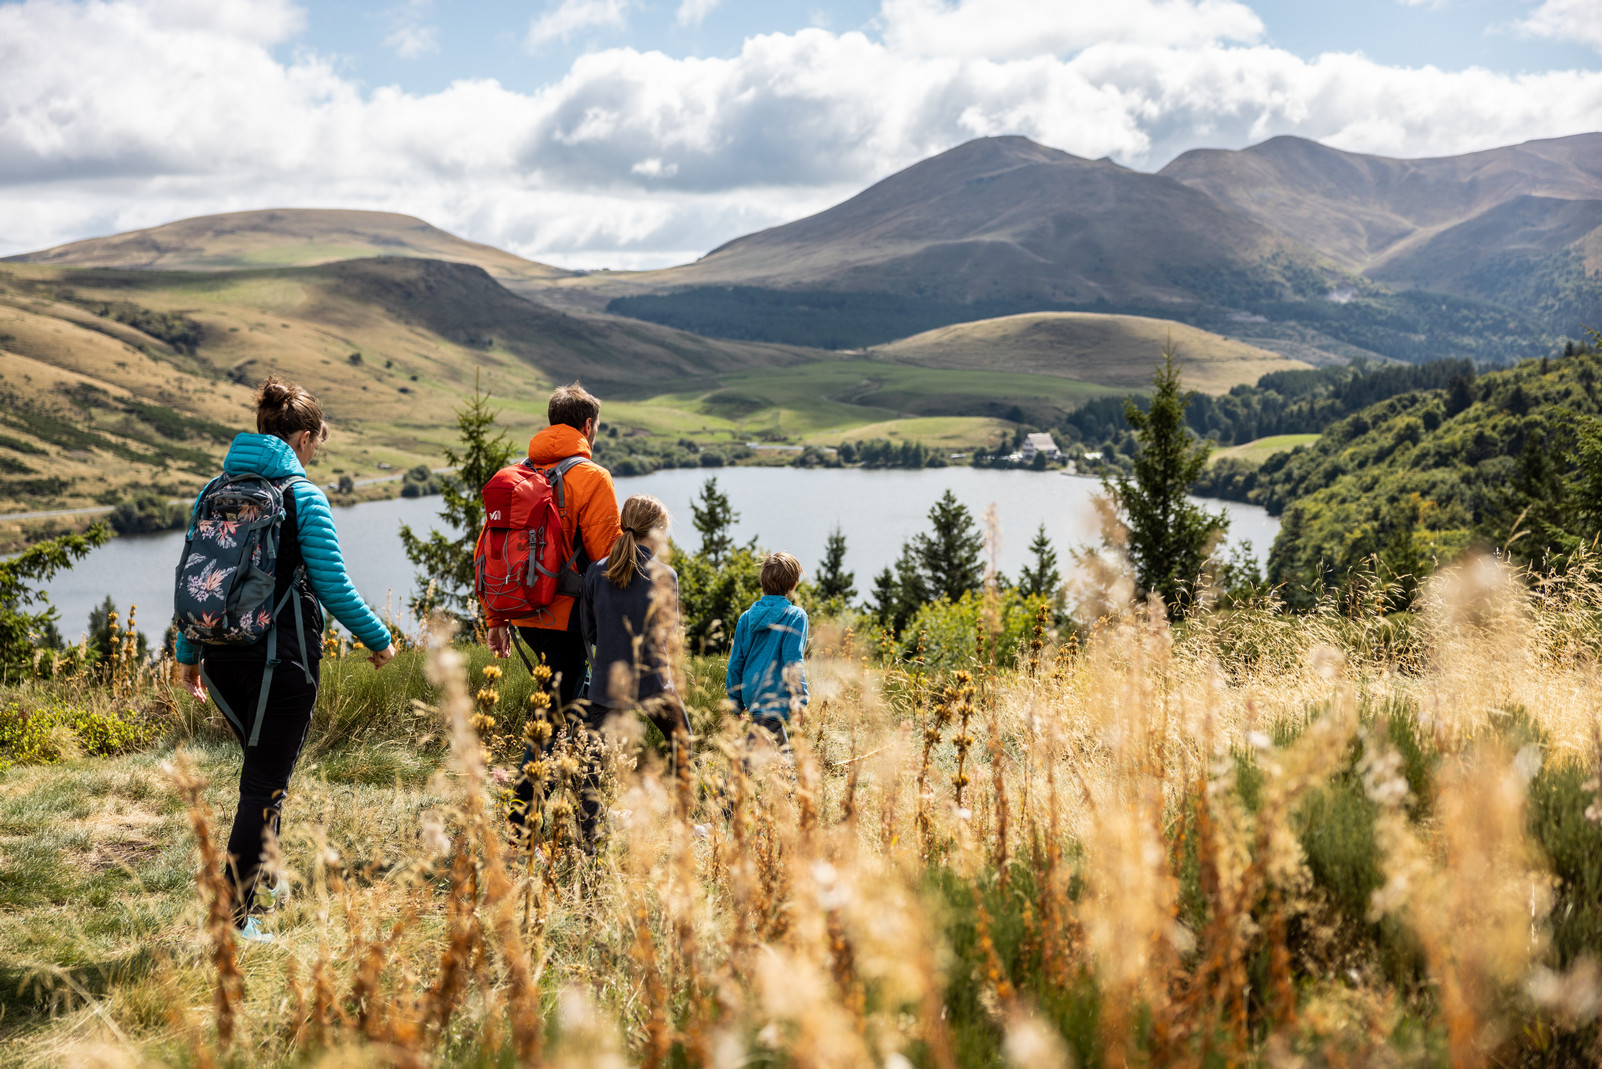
left=606, top=495, right=669, bottom=588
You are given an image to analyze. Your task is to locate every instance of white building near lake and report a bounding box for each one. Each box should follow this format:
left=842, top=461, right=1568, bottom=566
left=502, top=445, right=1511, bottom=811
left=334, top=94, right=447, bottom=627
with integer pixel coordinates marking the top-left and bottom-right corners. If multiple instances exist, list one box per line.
left=1019, top=433, right=1062, bottom=462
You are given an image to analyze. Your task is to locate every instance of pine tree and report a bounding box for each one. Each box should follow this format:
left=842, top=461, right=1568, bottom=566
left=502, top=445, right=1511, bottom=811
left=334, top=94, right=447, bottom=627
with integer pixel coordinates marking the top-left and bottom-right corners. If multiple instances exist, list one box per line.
left=913, top=490, right=984, bottom=603
left=1016, top=523, right=1060, bottom=598
left=1107, top=345, right=1227, bottom=617
left=691, top=477, right=739, bottom=565
left=815, top=526, right=856, bottom=602
left=870, top=542, right=928, bottom=633
left=399, top=377, right=514, bottom=621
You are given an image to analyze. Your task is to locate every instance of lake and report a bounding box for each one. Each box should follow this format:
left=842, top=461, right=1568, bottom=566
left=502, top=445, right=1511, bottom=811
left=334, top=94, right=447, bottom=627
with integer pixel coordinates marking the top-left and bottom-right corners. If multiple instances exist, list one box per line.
left=39, top=466, right=1278, bottom=643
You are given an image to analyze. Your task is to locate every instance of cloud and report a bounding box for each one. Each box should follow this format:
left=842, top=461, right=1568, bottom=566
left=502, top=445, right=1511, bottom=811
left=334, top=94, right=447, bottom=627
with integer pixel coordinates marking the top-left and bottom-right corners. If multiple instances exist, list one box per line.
left=527, top=0, right=632, bottom=48
left=1, top=0, right=1600, bottom=268
left=879, top=0, right=1264, bottom=57
left=1516, top=0, right=1602, bottom=51
left=384, top=0, right=438, bottom=59
left=676, top=0, right=721, bottom=26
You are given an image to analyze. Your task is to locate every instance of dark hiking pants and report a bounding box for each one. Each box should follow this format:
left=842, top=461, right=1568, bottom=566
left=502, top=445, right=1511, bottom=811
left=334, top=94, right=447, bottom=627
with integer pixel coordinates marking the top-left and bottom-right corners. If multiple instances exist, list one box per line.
left=510, top=625, right=589, bottom=832
left=204, top=655, right=319, bottom=926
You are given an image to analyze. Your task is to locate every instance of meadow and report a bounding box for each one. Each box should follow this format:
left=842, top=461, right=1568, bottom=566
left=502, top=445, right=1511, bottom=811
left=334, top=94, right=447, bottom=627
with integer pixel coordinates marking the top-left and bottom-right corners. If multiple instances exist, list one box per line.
left=4, top=552, right=1602, bottom=1068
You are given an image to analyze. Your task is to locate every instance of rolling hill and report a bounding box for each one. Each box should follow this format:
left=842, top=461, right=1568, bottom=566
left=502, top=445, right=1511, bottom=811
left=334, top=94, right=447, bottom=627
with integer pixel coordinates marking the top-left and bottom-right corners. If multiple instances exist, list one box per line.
left=872, top=312, right=1308, bottom=392
left=0, top=256, right=824, bottom=521
left=4, top=209, right=570, bottom=284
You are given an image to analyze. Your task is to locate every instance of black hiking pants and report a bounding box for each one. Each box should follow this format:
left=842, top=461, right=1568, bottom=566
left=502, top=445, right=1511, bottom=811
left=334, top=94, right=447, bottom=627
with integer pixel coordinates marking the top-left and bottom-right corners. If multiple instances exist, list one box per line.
left=203, top=654, right=319, bottom=926
left=510, top=625, right=589, bottom=832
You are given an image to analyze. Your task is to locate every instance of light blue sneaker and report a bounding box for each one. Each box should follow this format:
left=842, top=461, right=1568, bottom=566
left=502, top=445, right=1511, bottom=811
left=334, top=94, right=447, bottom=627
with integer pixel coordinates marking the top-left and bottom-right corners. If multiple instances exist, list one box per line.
left=237, top=916, right=274, bottom=944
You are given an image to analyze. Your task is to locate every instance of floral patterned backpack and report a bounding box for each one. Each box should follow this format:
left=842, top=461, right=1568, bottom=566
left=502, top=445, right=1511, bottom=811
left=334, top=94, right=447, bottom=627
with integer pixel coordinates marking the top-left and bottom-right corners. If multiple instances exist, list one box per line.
left=173, top=472, right=312, bottom=746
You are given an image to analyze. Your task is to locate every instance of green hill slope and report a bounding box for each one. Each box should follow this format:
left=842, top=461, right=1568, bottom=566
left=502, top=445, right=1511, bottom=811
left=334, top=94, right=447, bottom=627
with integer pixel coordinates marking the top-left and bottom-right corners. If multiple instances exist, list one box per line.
left=871, top=311, right=1308, bottom=393
left=1249, top=344, right=1602, bottom=601
left=4, top=208, right=570, bottom=283
left=0, top=258, right=818, bottom=517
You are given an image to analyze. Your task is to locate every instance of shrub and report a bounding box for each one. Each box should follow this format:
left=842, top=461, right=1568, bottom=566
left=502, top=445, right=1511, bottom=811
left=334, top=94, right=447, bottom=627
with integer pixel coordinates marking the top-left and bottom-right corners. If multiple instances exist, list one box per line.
left=901, top=588, right=1051, bottom=668
left=0, top=698, right=154, bottom=771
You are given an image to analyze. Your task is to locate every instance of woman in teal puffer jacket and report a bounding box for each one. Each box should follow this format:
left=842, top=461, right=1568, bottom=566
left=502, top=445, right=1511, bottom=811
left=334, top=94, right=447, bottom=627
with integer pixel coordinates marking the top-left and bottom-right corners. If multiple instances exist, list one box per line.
left=176, top=377, right=394, bottom=943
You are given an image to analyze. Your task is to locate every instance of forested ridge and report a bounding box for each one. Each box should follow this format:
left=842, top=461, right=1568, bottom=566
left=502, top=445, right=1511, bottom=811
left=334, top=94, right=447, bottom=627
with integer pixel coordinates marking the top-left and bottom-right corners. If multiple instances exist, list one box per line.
left=1254, top=341, right=1602, bottom=602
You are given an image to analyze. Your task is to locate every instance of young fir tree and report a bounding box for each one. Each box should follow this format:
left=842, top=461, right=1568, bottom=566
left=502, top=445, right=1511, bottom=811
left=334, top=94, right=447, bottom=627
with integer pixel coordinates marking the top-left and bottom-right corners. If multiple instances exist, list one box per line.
left=399, top=378, right=514, bottom=621
left=1107, top=345, right=1227, bottom=617
left=815, top=526, right=856, bottom=603
left=691, top=477, right=739, bottom=565
left=914, top=489, right=985, bottom=603
left=870, top=542, right=928, bottom=634
left=1016, top=523, right=1061, bottom=598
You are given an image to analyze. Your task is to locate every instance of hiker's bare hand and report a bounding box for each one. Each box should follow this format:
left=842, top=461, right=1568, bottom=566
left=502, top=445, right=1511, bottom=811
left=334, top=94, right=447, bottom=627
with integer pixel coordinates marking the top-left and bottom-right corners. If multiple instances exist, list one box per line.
left=368, top=644, right=395, bottom=669
left=180, top=664, right=207, bottom=702
left=487, top=626, right=511, bottom=657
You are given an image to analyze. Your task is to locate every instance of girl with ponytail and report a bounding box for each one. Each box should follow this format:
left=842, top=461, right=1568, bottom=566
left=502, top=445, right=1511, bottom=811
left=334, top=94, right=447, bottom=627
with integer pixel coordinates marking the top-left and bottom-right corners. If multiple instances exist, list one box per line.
left=576, top=494, right=691, bottom=839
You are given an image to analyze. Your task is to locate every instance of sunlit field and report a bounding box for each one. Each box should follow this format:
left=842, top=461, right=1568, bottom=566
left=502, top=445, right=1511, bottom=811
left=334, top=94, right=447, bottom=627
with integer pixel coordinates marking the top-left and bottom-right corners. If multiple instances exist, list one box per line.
left=5, top=552, right=1602, bottom=1069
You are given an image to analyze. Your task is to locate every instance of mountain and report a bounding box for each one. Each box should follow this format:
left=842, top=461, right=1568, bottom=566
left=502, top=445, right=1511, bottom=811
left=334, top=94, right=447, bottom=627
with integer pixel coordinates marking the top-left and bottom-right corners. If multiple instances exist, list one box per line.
left=1160, top=133, right=1602, bottom=272
left=872, top=311, right=1307, bottom=393
left=4, top=209, right=570, bottom=284
left=0, top=256, right=816, bottom=517
left=588, top=135, right=1567, bottom=364
left=1162, top=135, right=1602, bottom=342
left=621, top=136, right=1331, bottom=307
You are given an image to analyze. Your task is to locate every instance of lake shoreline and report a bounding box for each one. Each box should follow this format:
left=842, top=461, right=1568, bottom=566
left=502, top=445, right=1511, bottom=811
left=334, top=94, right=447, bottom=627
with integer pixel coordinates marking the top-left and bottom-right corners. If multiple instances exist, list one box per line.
left=39, top=466, right=1279, bottom=644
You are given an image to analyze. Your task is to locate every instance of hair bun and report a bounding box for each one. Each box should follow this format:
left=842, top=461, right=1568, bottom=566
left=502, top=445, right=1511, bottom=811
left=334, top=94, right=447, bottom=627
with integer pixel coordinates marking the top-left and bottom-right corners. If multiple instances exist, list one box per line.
left=259, top=381, right=291, bottom=406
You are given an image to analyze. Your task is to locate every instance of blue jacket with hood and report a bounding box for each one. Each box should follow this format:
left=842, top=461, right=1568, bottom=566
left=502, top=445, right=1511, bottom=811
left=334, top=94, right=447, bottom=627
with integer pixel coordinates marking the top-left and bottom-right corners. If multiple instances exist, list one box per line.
left=174, top=434, right=393, bottom=665
left=725, top=594, right=808, bottom=719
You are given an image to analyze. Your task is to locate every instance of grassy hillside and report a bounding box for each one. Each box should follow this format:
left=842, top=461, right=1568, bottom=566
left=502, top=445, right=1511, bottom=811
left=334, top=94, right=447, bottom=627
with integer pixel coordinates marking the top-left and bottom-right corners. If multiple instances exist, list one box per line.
left=4, top=208, right=570, bottom=284
left=602, top=359, right=1124, bottom=444
left=0, top=261, right=1162, bottom=528
left=0, top=259, right=822, bottom=520
left=872, top=311, right=1308, bottom=393
left=1210, top=433, right=1319, bottom=465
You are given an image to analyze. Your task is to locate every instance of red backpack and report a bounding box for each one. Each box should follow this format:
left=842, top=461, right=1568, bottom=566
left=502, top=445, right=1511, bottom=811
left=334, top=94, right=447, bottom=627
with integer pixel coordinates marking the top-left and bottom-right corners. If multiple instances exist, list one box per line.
left=474, top=455, right=590, bottom=622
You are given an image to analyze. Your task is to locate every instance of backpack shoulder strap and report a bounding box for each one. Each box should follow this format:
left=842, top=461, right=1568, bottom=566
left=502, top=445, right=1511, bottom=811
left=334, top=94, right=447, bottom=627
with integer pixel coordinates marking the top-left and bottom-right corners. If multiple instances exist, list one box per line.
left=547, top=454, right=590, bottom=513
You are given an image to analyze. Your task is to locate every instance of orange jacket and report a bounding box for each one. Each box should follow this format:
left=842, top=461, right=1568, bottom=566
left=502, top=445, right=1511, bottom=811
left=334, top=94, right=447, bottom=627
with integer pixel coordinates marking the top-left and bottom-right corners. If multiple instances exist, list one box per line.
left=481, top=424, right=622, bottom=631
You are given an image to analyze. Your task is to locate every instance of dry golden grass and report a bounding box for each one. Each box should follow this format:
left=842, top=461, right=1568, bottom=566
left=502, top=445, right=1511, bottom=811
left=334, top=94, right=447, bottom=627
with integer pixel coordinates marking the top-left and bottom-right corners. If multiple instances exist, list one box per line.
left=5, top=553, right=1602, bottom=1066
left=874, top=312, right=1309, bottom=394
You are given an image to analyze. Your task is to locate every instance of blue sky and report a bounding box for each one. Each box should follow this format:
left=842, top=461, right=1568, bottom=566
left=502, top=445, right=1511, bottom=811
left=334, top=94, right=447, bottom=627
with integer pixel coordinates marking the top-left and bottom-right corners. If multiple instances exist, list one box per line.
left=1, top=0, right=1598, bottom=266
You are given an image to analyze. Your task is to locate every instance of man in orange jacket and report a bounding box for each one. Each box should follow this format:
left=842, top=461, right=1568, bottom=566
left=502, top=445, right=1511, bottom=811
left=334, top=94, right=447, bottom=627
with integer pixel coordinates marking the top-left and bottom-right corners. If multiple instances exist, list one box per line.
left=485, top=383, right=622, bottom=829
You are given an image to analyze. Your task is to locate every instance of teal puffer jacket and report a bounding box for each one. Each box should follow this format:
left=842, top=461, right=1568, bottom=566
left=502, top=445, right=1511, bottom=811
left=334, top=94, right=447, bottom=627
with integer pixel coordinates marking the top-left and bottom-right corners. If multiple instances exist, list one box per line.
left=174, top=434, right=392, bottom=664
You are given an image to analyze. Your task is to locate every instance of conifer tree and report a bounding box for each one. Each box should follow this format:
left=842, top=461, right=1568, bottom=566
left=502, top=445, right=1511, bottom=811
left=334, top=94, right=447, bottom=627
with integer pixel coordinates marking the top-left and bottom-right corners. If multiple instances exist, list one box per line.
left=913, top=490, right=984, bottom=603
left=1016, top=523, right=1061, bottom=598
left=870, top=543, right=927, bottom=633
left=400, top=377, right=514, bottom=620
left=691, top=477, right=739, bottom=565
left=1107, top=346, right=1227, bottom=617
left=815, top=526, right=856, bottom=602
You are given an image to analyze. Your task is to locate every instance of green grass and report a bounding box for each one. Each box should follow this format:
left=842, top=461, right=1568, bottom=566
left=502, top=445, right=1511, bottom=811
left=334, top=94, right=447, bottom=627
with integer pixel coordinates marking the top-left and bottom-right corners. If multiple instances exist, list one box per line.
left=1210, top=433, right=1319, bottom=465
left=607, top=359, right=1121, bottom=442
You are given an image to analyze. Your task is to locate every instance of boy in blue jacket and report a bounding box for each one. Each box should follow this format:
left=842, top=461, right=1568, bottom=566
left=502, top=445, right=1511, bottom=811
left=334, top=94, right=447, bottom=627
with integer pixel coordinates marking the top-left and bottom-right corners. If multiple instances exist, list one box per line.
left=726, top=552, right=808, bottom=751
